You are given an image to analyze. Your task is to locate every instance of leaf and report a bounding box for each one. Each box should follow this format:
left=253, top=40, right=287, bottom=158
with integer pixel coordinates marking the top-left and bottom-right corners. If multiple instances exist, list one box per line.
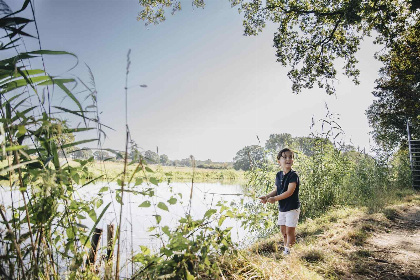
left=61, top=139, right=98, bottom=149
left=157, top=202, right=168, bottom=212
left=139, top=201, right=151, bottom=208
left=218, top=215, right=226, bottom=227
left=204, top=209, right=217, bottom=219
left=154, top=215, right=161, bottom=224
left=147, top=226, right=156, bottom=232
left=17, top=125, right=26, bottom=137
left=167, top=197, right=177, bottom=205
left=135, top=177, right=143, bottom=186
left=88, top=209, right=97, bottom=222
left=99, top=186, right=109, bottom=193
left=83, top=202, right=111, bottom=246
left=66, top=227, right=75, bottom=239
left=145, top=166, right=154, bottom=172
left=140, top=245, right=151, bottom=255
left=161, top=226, right=170, bottom=236
left=116, top=192, right=123, bottom=205
left=186, top=268, right=195, bottom=280
left=150, top=177, right=159, bottom=186
left=96, top=199, right=103, bottom=208
left=0, top=159, right=36, bottom=174
left=5, top=145, right=27, bottom=152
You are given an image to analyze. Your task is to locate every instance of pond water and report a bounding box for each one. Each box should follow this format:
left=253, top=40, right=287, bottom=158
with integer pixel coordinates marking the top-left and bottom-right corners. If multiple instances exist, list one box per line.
left=0, top=181, right=257, bottom=277
left=87, top=181, right=251, bottom=249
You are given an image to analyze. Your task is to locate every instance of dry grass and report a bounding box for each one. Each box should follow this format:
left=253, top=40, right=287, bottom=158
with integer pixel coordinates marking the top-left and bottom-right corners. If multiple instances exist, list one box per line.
left=220, top=191, right=420, bottom=280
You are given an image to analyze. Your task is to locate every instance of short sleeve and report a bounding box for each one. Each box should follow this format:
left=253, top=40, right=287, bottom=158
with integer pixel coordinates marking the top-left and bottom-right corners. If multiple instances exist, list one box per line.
left=275, top=173, right=281, bottom=187
left=288, top=172, right=298, bottom=184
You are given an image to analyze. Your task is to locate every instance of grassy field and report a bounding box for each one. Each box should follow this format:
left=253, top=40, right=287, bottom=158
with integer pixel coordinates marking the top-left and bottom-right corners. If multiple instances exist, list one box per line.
left=219, top=190, right=420, bottom=279
left=86, top=160, right=246, bottom=183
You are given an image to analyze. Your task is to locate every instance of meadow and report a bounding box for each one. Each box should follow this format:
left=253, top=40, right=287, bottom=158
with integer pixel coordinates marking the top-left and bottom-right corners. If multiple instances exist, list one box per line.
left=87, top=160, right=245, bottom=183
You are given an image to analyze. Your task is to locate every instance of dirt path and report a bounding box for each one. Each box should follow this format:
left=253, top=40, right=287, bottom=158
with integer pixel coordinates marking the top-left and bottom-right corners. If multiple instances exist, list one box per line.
left=362, top=203, right=420, bottom=279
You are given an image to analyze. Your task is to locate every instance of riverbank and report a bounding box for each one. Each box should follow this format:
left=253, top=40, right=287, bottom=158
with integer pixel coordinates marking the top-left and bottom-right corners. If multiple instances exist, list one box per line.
left=218, top=191, right=420, bottom=279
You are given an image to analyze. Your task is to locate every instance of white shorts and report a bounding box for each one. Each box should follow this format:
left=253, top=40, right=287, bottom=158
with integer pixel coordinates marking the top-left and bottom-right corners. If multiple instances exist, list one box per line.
left=277, top=208, right=300, bottom=228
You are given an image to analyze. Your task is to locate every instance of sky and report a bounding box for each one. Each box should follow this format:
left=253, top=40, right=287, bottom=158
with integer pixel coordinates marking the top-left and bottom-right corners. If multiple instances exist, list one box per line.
left=6, top=0, right=383, bottom=162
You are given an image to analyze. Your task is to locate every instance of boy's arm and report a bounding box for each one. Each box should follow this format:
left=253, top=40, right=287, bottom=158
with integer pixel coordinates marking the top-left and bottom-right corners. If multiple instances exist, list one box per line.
left=267, top=182, right=296, bottom=203
left=258, top=188, right=277, bottom=203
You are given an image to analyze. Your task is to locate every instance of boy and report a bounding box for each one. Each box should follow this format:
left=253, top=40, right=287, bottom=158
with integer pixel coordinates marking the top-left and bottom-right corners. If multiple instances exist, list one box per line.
left=259, top=148, right=300, bottom=255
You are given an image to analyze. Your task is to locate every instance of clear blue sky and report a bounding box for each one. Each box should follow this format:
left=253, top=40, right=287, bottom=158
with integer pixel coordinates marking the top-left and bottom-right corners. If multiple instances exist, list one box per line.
left=7, top=0, right=383, bottom=162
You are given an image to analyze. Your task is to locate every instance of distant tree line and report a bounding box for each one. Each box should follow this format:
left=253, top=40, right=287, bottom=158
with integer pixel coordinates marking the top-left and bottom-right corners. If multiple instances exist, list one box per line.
left=60, top=147, right=233, bottom=169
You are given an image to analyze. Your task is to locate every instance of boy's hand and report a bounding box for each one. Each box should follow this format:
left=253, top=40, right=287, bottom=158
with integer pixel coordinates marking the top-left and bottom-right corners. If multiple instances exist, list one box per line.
left=267, top=197, right=276, bottom=203
left=258, top=195, right=267, bottom=204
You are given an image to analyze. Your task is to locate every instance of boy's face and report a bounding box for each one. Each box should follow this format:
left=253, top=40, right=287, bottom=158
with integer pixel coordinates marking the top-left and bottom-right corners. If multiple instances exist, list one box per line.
left=278, top=151, right=294, bottom=169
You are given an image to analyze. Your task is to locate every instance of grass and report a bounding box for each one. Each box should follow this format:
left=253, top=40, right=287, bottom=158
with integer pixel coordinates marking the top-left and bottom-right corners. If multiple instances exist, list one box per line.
left=219, top=190, right=419, bottom=280
left=62, top=160, right=245, bottom=183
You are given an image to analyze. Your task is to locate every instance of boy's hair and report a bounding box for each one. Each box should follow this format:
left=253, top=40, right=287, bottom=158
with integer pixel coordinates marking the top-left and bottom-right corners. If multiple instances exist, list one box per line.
left=277, top=148, right=294, bottom=160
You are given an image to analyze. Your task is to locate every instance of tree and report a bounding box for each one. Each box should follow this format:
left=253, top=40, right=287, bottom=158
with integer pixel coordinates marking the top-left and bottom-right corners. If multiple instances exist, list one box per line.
left=265, top=133, right=293, bottom=153
left=137, top=0, right=419, bottom=94
left=366, top=19, right=420, bottom=147
left=180, top=158, right=192, bottom=167
left=72, top=147, right=93, bottom=159
left=144, top=150, right=159, bottom=164
left=160, top=154, right=170, bottom=165
left=233, top=145, right=265, bottom=171
left=93, top=150, right=110, bottom=161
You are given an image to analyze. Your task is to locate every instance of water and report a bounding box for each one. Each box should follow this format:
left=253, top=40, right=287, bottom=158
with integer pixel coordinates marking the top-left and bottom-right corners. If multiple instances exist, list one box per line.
left=0, top=181, right=254, bottom=278
left=84, top=181, right=249, bottom=249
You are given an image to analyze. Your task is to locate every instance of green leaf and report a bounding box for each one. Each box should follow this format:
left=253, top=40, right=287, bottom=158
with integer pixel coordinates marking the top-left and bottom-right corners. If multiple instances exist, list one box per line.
left=5, top=145, right=27, bottom=152
left=218, top=215, right=226, bottom=227
left=150, top=177, right=159, bottom=186
left=135, top=177, right=143, bottom=186
left=88, top=209, right=97, bottom=222
left=96, top=199, right=103, bottom=208
left=186, top=268, right=195, bottom=280
left=204, top=209, right=217, bottom=219
left=147, top=226, right=156, bottom=232
left=116, top=192, right=123, bottom=205
left=161, top=226, right=170, bottom=236
left=154, top=215, right=161, bottom=224
left=66, top=227, right=75, bottom=239
left=61, top=139, right=98, bottom=149
left=83, top=202, right=111, bottom=246
left=0, top=159, right=36, bottom=174
left=140, top=245, right=151, bottom=255
left=139, top=201, right=151, bottom=208
left=17, top=125, right=26, bottom=137
left=157, top=202, right=168, bottom=211
left=145, top=166, right=154, bottom=172
left=99, top=186, right=109, bottom=193
left=167, top=197, right=177, bottom=205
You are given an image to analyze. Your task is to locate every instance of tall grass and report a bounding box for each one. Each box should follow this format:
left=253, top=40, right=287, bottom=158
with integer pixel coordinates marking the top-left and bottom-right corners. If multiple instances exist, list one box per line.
left=246, top=111, right=414, bottom=236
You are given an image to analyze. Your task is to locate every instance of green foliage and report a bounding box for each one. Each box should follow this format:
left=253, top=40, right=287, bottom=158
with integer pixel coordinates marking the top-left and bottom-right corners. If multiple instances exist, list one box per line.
left=0, top=2, right=107, bottom=279
left=137, top=0, right=419, bottom=95
left=245, top=112, right=414, bottom=238
left=366, top=18, right=420, bottom=147
left=233, top=145, right=265, bottom=171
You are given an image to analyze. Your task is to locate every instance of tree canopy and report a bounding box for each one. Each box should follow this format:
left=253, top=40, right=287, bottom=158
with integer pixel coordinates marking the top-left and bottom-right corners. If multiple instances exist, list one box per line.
left=138, top=0, right=419, bottom=95
left=367, top=19, right=420, bottom=147
left=233, top=145, right=265, bottom=170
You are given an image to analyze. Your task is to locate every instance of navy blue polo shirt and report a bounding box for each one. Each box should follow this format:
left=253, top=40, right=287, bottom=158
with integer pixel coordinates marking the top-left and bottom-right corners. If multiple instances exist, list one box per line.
left=275, top=170, right=300, bottom=212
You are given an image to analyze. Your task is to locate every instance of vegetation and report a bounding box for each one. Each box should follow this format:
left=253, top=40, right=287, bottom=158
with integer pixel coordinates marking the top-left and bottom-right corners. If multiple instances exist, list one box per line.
left=138, top=0, right=419, bottom=95
left=1, top=1, right=418, bottom=280
left=87, top=161, right=244, bottom=183
left=367, top=19, right=420, bottom=147
left=217, top=192, right=419, bottom=279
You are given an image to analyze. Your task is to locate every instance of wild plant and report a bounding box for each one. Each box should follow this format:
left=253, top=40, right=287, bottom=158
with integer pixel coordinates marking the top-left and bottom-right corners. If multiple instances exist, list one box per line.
left=0, top=1, right=110, bottom=279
